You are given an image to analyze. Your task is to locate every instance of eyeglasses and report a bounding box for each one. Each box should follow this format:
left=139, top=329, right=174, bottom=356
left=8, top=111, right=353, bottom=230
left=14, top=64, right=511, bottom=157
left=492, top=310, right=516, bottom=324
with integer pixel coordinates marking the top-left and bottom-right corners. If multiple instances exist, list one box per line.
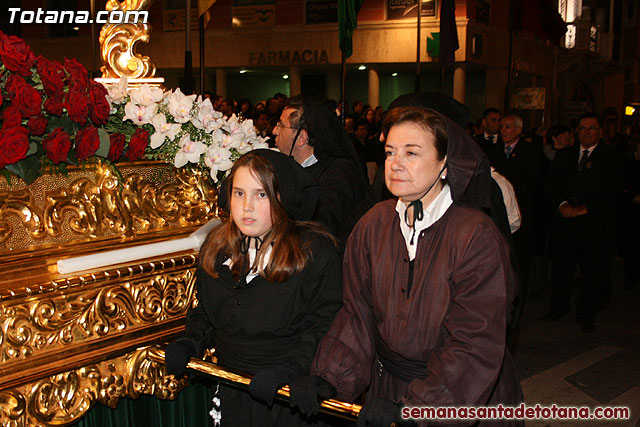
left=576, top=126, right=600, bottom=133
left=276, top=120, right=297, bottom=130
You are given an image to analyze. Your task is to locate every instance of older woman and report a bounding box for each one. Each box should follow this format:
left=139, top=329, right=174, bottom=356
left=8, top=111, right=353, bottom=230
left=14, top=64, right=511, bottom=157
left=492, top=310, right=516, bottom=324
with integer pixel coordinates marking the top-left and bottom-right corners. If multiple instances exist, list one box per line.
left=291, top=107, right=522, bottom=426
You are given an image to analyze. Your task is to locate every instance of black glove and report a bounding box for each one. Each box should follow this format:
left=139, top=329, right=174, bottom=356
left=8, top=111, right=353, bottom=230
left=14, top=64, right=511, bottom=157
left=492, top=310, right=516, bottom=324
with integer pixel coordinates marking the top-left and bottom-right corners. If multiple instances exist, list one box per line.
left=357, top=397, right=409, bottom=427
left=249, top=364, right=298, bottom=407
left=164, top=340, right=197, bottom=377
left=289, top=375, right=337, bottom=417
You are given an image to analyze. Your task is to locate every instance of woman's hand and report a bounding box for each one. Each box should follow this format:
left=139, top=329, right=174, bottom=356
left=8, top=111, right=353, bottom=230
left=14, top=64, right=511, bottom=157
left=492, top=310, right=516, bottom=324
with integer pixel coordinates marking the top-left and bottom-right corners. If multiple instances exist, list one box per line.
left=289, top=375, right=336, bottom=416
left=164, top=340, right=197, bottom=376
left=249, top=364, right=297, bottom=407
left=357, top=397, right=416, bottom=427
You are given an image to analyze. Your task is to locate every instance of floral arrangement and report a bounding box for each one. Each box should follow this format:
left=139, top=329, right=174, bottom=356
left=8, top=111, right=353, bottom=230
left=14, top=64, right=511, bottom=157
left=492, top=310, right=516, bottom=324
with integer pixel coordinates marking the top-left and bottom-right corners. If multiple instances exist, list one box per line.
left=0, top=30, right=267, bottom=185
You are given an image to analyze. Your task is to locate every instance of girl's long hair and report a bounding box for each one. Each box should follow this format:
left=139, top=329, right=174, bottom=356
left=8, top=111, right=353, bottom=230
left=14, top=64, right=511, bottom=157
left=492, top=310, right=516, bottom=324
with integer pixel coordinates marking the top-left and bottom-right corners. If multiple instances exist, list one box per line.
left=199, top=152, right=334, bottom=283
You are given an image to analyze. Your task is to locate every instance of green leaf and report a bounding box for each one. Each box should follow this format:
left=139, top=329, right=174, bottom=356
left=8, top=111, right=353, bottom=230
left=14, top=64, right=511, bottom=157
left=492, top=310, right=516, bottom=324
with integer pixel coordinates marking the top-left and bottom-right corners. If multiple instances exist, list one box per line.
left=26, top=142, right=38, bottom=157
left=67, top=149, right=78, bottom=166
left=5, top=156, right=42, bottom=185
left=47, top=116, right=75, bottom=134
left=95, top=128, right=111, bottom=158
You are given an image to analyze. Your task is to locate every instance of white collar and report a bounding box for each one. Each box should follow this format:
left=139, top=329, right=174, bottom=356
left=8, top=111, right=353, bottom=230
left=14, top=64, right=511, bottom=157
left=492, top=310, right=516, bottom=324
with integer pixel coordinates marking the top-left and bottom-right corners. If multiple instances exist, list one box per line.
left=301, top=153, right=318, bottom=168
left=484, top=132, right=497, bottom=143
left=223, top=244, right=273, bottom=283
left=505, top=138, right=519, bottom=148
left=395, top=183, right=453, bottom=261
left=579, top=143, right=597, bottom=155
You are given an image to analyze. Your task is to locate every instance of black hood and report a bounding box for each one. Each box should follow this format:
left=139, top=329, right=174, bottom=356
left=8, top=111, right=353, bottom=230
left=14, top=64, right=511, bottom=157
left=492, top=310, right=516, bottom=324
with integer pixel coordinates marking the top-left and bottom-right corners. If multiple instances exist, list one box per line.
left=301, top=97, right=362, bottom=169
left=218, top=149, right=320, bottom=221
left=387, top=92, right=491, bottom=209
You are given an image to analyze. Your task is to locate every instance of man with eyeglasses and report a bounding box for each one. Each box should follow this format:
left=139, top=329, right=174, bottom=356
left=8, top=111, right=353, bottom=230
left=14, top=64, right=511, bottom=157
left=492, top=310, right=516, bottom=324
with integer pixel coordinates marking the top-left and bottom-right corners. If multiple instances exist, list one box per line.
left=544, top=112, right=623, bottom=333
left=273, top=95, right=366, bottom=243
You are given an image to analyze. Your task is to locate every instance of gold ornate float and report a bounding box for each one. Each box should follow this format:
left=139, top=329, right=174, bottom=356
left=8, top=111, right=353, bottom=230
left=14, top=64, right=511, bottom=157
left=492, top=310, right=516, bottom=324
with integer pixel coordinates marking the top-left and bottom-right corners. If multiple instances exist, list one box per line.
left=0, top=162, right=218, bottom=426
left=99, top=0, right=156, bottom=80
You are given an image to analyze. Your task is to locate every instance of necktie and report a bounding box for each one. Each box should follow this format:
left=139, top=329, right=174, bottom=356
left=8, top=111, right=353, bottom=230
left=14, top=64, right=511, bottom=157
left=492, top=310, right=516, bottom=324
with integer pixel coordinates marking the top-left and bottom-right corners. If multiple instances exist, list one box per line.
left=505, top=144, right=513, bottom=159
left=578, top=149, right=589, bottom=172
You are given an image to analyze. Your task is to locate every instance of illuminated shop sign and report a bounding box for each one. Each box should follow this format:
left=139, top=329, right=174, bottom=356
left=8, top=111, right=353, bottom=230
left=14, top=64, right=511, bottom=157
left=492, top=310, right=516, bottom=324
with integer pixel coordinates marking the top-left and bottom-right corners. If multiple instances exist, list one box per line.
left=248, top=49, right=330, bottom=65
left=387, top=0, right=436, bottom=20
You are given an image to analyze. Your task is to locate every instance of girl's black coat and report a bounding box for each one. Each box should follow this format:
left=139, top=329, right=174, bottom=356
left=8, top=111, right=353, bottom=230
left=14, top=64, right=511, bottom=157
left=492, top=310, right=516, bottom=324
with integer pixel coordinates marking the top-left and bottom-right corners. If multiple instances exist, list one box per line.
left=179, top=232, right=343, bottom=376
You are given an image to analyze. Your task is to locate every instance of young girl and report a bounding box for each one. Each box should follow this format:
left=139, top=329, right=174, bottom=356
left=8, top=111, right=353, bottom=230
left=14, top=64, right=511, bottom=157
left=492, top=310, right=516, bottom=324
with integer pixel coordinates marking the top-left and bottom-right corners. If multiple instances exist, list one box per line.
left=165, top=149, right=342, bottom=426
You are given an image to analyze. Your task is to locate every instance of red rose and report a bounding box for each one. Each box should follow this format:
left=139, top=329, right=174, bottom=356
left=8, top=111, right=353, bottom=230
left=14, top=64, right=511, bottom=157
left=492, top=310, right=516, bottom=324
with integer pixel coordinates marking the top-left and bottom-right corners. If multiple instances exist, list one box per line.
left=88, top=80, right=110, bottom=125
left=0, top=126, right=30, bottom=167
left=64, top=89, right=88, bottom=125
left=126, top=128, right=149, bottom=161
left=64, top=58, right=88, bottom=91
left=11, top=82, right=42, bottom=118
left=27, top=115, right=48, bottom=136
left=3, top=106, right=22, bottom=130
left=5, top=74, right=27, bottom=98
left=0, top=35, right=36, bottom=77
left=108, top=133, right=126, bottom=162
left=75, top=126, right=100, bottom=160
left=44, top=97, right=64, bottom=116
left=42, top=128, right=71, bottom=164
left=36, top=56, right=65, bottom=98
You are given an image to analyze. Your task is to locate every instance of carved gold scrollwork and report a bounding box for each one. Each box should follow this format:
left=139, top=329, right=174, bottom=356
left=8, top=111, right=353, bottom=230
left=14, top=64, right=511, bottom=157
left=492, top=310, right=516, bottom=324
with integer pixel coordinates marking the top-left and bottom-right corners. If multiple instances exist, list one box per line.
left=45, top=176, right=108, bottom=238
left=1, top=269, right=195, bottom=364
left=0, top=191, right=46, bottom=241
left=27, top=370, right=94, bottom=425
left=1, top=346, right=186, bottom=426
left=0, top=163, right=216, bottom=250
left=0, top=390, right=26, bottom=427
left=174, top=167, right=221, bottom=224
left=99, top=0, right=156, bottom=79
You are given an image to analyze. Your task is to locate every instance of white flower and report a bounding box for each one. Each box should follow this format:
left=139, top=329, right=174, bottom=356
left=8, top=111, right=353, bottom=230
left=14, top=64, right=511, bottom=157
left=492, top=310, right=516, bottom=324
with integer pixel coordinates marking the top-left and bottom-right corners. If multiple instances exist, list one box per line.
left=130, top=84, right=164, bottom=106
left=150, top=113, right=182, bottom=149
left=193, top=98, right=224, bottom=132
left=124, top=102, right=156, bottom=125
left=104, top=76, right=127, bottom=105
left=174, top=134, right=206, bottom=168
left=204, top=145, right=234, bottom=182
left=167, top=88, right=197, bottom=124
left=211, top=128, right=240, bottom=150
left=250, top=138, right=270, bottom=151
left=220, top=116, right=259, bottom=151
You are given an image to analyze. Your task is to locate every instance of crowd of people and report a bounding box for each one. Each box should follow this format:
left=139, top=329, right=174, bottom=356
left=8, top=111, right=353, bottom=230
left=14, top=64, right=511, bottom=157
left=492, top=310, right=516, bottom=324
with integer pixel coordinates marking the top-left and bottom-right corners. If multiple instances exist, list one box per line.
left=165, top=90, right=639, bottom=427
left=470, top=107, right=639, bottom=333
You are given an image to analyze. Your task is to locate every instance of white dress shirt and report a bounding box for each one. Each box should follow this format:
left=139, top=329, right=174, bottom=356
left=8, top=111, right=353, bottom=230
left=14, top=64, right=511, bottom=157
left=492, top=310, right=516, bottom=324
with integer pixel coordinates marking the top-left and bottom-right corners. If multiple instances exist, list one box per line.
left=491, top=167, right=522, bottom=233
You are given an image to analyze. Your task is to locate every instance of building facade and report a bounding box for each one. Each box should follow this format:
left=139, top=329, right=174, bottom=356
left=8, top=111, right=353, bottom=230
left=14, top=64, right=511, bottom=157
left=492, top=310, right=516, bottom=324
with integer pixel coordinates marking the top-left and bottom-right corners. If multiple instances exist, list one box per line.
left=7, top=0, right=639, bottom=132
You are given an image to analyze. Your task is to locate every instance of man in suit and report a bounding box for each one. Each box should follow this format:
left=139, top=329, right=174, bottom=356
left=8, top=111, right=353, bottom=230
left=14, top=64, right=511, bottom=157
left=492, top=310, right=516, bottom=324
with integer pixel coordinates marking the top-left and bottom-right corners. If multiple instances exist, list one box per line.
left=544, top=113, right=622, bottom=333
left=492, top=114, right=541, bottom=312
left=474, top=108, right=502, bottom=163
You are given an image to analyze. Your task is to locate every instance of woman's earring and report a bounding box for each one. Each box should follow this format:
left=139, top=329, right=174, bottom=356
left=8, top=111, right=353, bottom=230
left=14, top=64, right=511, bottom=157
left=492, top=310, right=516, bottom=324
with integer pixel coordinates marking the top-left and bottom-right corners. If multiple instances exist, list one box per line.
left=441, top=175, right=446, bottom=179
